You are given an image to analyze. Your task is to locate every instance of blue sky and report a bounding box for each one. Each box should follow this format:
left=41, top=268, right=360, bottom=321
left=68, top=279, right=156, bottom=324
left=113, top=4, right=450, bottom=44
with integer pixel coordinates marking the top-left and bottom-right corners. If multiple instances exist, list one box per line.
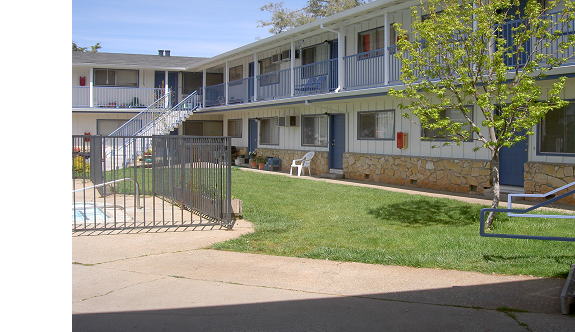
left=72, top=0, right=309, bottom=57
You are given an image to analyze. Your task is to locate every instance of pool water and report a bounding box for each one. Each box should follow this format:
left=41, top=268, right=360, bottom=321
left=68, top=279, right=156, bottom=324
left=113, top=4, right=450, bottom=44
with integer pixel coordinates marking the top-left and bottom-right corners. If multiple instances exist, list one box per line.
left=73, top=203, right=110, bottom=223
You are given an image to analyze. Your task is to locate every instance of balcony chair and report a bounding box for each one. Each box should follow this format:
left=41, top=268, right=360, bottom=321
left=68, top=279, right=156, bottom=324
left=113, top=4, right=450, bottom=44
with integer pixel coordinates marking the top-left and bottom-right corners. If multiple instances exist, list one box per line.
left=289, top=151, right=315, bottom=176
left=295, top=77, right=318, bottom=92
left=311, top=76, right=326, bottom=91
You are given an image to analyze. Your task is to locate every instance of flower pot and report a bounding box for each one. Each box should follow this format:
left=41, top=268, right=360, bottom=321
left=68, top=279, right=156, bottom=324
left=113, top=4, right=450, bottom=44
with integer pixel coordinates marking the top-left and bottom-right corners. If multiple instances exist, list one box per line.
left=250, top=160, right=257, bottom=168
left=258, top=163, right=266, bottom=170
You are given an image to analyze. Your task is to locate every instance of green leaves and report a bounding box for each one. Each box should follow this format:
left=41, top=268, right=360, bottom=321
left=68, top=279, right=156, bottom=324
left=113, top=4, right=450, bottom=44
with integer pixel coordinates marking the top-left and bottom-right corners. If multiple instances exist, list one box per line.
left=391, top=0, right=575, bottom=153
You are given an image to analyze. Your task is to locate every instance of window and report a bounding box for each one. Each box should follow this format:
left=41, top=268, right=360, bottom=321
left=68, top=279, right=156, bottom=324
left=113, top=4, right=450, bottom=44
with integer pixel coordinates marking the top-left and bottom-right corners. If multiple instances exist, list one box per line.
left=302, top=43, right=328, bottom=66
left=260, top=117, right=279, bottom=145
left=183, top=121, right=223, bottom=136
left=259, top=57, right=280, bottom=85
left=229, top=65, right=243, bottom=82
left=539, top=102, right=575, bottom=154
left=358, top=111, right=395, bottom=139
left=422, top=107, right=473, bottom=140
left=227, top=119, right=242, bottom=137
left=183, top=72, right=203, bottom=94
left=94, top=68, right=138, bottom=87
left=302, top=114, right=328, bottom=146
left=97, top=119, right=128, bottom=135
left=358, top=27, right=385, bottom=54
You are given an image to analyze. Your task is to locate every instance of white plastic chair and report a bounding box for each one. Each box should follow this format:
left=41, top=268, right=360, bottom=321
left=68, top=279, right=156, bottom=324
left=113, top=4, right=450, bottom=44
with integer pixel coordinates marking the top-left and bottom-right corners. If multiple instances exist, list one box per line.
left=290, top=151, right=315, bottom=176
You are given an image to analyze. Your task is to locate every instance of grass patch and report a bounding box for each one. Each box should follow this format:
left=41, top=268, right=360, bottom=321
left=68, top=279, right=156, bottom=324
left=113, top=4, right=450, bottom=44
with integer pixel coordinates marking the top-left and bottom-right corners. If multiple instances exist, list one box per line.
left=213, top=168, right=575, bottom=278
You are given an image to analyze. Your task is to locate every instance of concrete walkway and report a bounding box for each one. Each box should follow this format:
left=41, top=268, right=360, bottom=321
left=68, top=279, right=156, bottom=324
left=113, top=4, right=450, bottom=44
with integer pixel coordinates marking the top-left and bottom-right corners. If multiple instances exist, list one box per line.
left=73, top=170, right=575, bottom=331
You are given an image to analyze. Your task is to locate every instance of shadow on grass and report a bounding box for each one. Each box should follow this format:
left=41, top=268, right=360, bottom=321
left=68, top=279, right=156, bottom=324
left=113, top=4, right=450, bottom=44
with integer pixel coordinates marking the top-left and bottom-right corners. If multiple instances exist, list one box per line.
left=367, top=198, right=481, bottom=227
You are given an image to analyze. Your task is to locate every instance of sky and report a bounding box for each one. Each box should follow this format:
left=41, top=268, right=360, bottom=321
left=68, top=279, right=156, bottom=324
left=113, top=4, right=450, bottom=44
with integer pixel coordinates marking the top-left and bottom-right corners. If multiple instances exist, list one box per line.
left=72, top=0, right=310, bottom=57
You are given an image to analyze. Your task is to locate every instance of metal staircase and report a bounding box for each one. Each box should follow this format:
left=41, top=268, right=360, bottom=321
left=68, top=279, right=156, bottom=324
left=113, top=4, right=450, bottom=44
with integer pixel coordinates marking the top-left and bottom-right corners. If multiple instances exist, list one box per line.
left=105, top=90, right=202, bottom=167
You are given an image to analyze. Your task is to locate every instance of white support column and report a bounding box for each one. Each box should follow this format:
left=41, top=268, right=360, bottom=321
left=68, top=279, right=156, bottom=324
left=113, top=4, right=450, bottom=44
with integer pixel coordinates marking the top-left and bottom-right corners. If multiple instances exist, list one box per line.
left=290, top=40, right=295, bottom=96
left=164, top=71, right=169, bottom=108
left=384, top=12, right=389, bottom=86
left=321, top=23, right=344, bottom=92
left=253, top=53, right=259, bottom=101
left=202, top=69, right=207, bottom=107
left=338, top=27, right=344, bottom=91
left=225, top=61, right=229, bottom=105
left=89, top=68, right=94, bottom=108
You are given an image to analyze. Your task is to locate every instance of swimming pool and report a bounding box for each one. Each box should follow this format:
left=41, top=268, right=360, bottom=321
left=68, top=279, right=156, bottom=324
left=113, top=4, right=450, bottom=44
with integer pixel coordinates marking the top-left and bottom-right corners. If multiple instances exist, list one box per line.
left=72, top=203, right=110, bottom=223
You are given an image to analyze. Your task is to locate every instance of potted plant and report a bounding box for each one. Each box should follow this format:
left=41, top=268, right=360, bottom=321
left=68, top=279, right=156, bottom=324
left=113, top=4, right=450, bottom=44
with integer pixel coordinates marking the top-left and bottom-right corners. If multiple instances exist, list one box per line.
left=255, top=157, right=267, bottom=170
left=248, top=151, right=257, bottom=168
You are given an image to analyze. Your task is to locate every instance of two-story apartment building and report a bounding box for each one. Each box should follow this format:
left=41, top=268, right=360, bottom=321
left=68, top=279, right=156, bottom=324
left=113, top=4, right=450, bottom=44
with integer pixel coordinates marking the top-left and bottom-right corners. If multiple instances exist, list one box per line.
left=72, top=0, right=575, bottom=203
left=72, top=51, right=206, bottom=136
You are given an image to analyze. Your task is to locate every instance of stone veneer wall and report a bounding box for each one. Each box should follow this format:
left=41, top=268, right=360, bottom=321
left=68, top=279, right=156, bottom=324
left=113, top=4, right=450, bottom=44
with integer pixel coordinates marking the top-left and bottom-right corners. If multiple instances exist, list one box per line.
left=254, top=148, right=329, bottom=175
left=343, top=153, right=492, bottom=195
left=524, top=162, right=575, bottom=205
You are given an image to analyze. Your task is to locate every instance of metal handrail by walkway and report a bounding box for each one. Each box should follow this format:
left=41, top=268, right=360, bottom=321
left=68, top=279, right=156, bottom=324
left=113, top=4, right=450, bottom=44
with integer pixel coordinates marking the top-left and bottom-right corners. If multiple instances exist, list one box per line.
left=72, top=178, right=142, bottom=209
left=480, top=183, right=575, bottom=242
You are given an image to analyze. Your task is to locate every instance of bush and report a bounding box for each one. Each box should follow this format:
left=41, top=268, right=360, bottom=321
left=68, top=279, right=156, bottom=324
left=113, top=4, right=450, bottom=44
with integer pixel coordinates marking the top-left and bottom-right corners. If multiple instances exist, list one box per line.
left=73, top=156, right=90, bottom=174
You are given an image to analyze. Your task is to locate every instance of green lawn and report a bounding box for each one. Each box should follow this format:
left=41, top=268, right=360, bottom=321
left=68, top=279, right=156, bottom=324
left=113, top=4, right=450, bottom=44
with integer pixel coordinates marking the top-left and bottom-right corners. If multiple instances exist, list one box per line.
left=212, top=168, right=575, bottom=278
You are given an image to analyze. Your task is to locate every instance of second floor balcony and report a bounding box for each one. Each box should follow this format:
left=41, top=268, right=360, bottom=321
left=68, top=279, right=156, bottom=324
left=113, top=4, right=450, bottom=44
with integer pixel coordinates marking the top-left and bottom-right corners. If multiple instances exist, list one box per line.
left=199, top=11, right=575, bottom=109
left=72, top=86, right=166, bottom=109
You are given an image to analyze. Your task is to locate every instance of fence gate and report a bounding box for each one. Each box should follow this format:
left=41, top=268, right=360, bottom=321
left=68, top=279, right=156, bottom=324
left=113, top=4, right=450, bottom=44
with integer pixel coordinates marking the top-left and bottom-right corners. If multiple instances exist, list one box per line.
left=72, top=135, right=234, bottom=232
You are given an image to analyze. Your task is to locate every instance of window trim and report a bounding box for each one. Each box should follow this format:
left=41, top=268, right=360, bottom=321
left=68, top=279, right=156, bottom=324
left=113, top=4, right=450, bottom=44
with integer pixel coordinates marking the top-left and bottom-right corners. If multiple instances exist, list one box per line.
left=357, top=110, right=396, bottom=140
left=420, top=106, right=474, bottom=142
left=301, top=114, right=329, bottom=147
left=93, top=68, right=139, bottom=87
left=537, top=100, right=575, bottom=156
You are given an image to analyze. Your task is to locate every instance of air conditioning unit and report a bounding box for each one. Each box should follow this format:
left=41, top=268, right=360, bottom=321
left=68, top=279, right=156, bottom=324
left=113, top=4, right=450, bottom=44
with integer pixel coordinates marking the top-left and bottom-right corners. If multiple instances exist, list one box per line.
left=278, top=115, right=299, bottom=127
left=281, top=50, right=291, bottom=61
left=272, top=54, right=280, bottom=63
left=280, top=50, right=300, bottom=61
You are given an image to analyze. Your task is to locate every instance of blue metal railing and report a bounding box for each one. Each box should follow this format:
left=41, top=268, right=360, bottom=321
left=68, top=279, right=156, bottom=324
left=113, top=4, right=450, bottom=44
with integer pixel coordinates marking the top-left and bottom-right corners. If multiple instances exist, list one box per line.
left=228, top=77, right=253, bottom=104
left=257, top=68, right=291, bottom=101
left=480, top=182, right=575, bottom=242
left=194, top=12, right=575, bottom=108
left=539, top=11, right=575, bottom=65
left=204, top=83, right=226, bottom=107
left=344, top=48, right=386, bottom=90
left=293, top=59, right=336, bottom=95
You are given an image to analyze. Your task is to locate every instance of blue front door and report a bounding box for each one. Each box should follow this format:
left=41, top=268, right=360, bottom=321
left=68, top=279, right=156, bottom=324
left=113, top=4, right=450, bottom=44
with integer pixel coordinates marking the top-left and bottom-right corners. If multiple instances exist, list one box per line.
left=248, top=118, right=258, bottom=154
left=329, top=114, right=345, bottom=169
left=500, top=133, right=528, bottom=186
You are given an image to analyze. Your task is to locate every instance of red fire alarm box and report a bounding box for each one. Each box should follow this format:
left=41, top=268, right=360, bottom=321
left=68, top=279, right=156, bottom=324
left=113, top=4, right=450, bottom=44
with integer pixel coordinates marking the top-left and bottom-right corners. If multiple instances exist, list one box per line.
left=80, top=76, right=86, bottom=86
left=84, top=132, right=90, bottom=142
left=397, top=132, right=408, bottom=149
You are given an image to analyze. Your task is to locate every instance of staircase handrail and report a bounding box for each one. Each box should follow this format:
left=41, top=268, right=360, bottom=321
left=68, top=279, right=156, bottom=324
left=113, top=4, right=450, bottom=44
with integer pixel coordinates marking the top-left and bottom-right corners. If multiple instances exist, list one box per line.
left=137, top=90, right=201, bottom=136
left=108, top=92, right=172, bottom=137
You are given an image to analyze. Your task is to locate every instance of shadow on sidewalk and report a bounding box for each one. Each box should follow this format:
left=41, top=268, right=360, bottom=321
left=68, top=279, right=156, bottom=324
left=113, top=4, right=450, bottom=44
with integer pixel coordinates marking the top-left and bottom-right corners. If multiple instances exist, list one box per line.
left=72, top=277, right=571, bottom=332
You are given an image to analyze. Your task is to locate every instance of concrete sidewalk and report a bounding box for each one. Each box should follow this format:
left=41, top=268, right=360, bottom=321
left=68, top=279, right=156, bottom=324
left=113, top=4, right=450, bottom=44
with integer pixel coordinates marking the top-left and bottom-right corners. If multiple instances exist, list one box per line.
left=73, top=217, right=574, bottom=331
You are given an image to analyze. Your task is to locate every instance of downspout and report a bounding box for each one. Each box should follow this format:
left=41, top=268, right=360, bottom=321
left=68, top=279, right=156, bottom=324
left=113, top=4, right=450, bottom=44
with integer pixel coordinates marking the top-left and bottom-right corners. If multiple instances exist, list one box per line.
left=320, top=23, right=344, bottom=92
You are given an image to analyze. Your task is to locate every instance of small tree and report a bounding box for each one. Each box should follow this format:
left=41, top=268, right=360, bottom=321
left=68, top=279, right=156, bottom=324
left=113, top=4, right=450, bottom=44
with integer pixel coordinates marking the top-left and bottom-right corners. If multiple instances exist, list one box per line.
left=389, top=0, right=575, bottom=229
left=73, top=41, right=101, bottom=52
left=258, top=0, right=365, bottom=34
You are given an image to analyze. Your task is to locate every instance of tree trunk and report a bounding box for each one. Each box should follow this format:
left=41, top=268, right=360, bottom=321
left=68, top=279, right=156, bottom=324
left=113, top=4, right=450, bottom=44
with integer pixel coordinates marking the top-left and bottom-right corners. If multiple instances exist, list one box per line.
left=486, top=151, right=500, bottom=230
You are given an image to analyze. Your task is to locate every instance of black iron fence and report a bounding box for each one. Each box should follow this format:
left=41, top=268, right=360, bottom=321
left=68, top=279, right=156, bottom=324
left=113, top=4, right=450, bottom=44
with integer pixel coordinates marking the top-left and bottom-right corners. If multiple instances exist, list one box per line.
left=72, top=135, right=233, bottom=232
